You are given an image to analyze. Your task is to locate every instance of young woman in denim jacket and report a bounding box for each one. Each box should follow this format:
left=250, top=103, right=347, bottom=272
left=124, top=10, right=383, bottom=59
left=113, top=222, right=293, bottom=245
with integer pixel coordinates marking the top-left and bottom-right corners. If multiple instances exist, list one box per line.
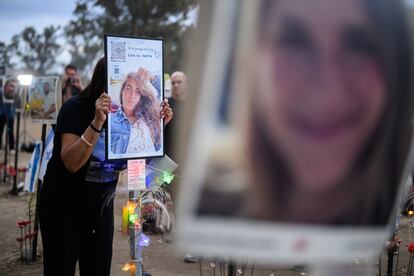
left=111, top=68, right=164, bottom=155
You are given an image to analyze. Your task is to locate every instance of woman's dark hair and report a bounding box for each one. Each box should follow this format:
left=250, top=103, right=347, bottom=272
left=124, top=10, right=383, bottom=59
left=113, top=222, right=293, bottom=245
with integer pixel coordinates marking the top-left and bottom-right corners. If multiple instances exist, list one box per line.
left=65, top=64, right=77, bottom=72
left=80, top=57, right=106, bottom=106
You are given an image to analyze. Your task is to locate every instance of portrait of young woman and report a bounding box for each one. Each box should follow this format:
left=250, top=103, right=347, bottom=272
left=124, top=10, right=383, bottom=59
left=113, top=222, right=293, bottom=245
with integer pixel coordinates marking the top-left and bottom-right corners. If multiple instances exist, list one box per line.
left=177, top=0, right=414, bottom=262
left=110, top=68, right=162, bottom=157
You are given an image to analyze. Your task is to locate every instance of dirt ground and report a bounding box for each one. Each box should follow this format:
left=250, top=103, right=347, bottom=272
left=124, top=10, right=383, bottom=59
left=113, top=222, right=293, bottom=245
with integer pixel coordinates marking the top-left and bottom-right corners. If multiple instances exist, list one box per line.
left=0, top=167, right=300, bottom=276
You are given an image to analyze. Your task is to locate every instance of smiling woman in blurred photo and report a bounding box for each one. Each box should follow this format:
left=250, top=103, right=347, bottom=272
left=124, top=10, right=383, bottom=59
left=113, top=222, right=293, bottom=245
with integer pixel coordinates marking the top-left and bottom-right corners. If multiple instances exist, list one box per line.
left=245, top=0, right=413, bottom=225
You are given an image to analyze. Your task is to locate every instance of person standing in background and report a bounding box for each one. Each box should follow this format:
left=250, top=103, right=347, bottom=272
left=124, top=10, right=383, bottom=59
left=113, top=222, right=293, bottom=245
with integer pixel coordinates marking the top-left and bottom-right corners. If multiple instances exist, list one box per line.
left=165, top=71, right=187, bottom=157
left=0, top=79, right=19, bottom=151
left=62, top=64, right=83, bottom=104
left=163, top=71, right=198, bottom=262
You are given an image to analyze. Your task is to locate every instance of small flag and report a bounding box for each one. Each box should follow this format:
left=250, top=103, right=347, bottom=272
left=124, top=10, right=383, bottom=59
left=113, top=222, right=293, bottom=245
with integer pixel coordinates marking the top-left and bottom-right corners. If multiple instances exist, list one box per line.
left=24, top=141, right=42, bottom=193
left=38, top=129, right=54, bottom=181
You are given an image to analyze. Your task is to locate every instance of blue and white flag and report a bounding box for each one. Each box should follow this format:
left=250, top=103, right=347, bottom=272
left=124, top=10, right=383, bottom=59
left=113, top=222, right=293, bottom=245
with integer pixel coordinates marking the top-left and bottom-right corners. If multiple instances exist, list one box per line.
left=38, top=129, right=54, bottom=181
left=24, top=141, right=43, bottom=193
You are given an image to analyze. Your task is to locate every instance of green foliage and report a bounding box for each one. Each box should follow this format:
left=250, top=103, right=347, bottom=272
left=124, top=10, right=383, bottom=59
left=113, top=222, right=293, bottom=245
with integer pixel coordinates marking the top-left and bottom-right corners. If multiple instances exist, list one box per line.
left=64, top=2, right=105, bottom=75
left=66, top=0, right=199, bottom=74
left=4, top=1, right=198, bottom=76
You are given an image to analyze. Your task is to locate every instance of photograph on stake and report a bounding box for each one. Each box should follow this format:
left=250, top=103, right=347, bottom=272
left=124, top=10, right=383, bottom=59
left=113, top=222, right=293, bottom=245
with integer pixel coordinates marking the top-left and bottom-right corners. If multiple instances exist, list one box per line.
left=176, top=0, right=414, bottom=264
left=104, top=34, right=164, bottom=160
left=2, top=78, right=18, bottom=104
left=28, top=76, right=59, bottom=123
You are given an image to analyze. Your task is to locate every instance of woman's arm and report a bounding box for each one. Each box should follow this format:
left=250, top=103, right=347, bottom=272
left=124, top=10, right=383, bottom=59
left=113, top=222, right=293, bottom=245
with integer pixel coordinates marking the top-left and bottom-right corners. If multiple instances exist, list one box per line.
left=161, top=99, right=173, bottom=125
left=61, top=93, right=110, bottom=172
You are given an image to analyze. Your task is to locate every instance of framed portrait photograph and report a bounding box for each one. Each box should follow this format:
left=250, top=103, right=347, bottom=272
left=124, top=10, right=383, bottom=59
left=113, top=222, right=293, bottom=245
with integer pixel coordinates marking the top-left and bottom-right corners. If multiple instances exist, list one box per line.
left=104, top=34, right=164, bottom=160
left=176, top=0, right=414, bottom=265
left=28, top=76, right=59, bottom=123
left=2, top=79, right=18, bottom=104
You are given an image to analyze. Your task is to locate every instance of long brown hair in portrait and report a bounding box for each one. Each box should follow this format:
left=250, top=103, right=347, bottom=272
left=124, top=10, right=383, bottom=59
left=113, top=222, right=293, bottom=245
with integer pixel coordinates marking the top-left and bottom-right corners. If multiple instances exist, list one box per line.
left=248, top=0, right=413, bottom=225
left=119, top=72, right=161, bottom=146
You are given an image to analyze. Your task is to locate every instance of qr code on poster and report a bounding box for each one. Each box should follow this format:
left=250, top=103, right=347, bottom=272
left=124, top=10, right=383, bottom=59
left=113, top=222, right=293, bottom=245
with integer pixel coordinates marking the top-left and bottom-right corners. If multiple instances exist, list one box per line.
left=111, top=41, right=126, bottom=62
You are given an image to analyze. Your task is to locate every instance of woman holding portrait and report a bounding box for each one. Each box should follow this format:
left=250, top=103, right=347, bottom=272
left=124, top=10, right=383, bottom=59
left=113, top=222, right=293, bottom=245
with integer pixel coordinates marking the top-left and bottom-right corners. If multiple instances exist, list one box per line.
left=39, top=58, right=172, bottom=275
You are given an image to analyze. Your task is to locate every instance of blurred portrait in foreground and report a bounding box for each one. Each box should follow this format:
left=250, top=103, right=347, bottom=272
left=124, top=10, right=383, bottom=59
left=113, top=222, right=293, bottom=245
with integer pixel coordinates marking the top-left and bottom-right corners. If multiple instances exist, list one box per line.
left=176, top=0, right=414, bottom=263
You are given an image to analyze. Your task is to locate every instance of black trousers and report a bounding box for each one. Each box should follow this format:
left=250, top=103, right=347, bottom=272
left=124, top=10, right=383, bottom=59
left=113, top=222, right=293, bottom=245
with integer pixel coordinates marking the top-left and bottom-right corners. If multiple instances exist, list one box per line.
left=0, top=114, right=14, bottom=149
left=40, top=180, right=117, bottom=276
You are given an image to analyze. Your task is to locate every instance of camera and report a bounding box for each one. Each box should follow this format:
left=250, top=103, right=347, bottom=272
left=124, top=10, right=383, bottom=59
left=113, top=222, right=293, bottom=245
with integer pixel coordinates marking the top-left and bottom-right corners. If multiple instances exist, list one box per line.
left=66, top=77, right=76, bottom=85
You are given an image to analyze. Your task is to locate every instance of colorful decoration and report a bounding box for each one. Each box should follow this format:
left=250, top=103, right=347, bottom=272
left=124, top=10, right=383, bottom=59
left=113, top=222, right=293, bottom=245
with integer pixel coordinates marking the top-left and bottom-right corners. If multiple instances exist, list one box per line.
left=129, top=214, right=138, bottom=225
left=16, top=221, right=31, bottom=227
left=134, top=219, right=141, bottom=230
left=408, top=242, right=414, bottom=254
left=161, top=171, right=174, bottom=184
left=152, top=171, right=175, bottom=186
left=122, top=204, right=129, bottom=235
left=138, top=233, right=150, bottom=247
left=121, top=157, right=178, bottom=273
left=127, top=200, right=138, bottom=214
left=122, top=201, right=140, bottom=235
left=16, top=220, right=36, bottom=262
left=145, top=157, right=178, bottom=189
left=122, top=262, right=136, bottom=272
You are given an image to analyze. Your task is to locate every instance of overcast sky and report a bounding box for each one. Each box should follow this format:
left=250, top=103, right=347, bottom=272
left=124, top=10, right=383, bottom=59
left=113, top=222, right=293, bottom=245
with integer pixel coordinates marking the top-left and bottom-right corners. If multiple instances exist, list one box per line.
left=2, top=0, right=414, bottom=44
left=0, top=0, right=412, bottom=72
left=0, top=0, right=77, bottom=44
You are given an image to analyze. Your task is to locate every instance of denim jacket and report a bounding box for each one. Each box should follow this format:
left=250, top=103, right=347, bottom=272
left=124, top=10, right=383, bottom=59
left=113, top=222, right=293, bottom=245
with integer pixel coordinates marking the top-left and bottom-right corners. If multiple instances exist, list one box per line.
left=111, top=108, right=162, bottom=155
left=110, top=108, right=131, bottom=154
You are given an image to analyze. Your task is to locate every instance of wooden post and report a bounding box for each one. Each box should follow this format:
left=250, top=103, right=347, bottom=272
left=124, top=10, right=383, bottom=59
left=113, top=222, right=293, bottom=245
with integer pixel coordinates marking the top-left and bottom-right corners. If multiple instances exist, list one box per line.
left=11, top=110, right=21, bottom=194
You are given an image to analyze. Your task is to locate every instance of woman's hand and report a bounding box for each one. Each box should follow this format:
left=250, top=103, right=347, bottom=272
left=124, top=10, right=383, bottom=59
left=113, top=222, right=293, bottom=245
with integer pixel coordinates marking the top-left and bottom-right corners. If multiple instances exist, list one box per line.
left=161, top=99, right=173, bottom=125
left=61, top=93, right=110, bottom=173
left=137, top=67, right=158, bottom=96
left=137, top=67, right=150, bottom=82
left=95, top=93, right=111, bottom=128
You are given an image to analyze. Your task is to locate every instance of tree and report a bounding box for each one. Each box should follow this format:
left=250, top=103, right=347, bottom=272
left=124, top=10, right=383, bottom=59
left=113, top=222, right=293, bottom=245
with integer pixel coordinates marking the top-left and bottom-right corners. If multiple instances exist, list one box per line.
left=64, top=2, right=104, bottom=76
left=7, top=26, right=61, bottom=75
left=65, top=0, right=199, bottom=74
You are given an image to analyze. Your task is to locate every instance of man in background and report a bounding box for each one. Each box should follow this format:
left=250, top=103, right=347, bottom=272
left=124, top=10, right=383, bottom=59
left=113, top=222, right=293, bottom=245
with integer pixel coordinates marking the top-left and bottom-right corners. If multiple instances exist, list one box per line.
left=0, top=79, right=19, bottom=151
left=62, top=64, right=82, bottom=104
left=165, top=71, right=188, bottom=157
left=163, top=71, right=199, bottom=263
left=171, top=71, right=187, bottom=100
